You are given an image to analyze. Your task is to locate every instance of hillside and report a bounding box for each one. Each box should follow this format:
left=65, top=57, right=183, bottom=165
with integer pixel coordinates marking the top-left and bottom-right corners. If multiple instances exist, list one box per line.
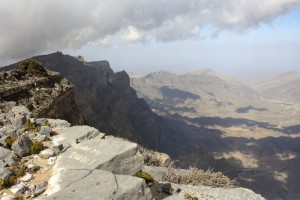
left=242, top=72, right=300, bottom=105
left=131, top=70, right=300, bottom=200
left=131, top=70, right=259, bottom=117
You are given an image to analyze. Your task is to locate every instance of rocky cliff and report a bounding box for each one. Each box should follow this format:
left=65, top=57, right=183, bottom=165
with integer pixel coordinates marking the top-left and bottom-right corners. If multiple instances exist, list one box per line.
left=0, top=60, right=84, bottom=125
left=2, top=53, right=226, bottom=168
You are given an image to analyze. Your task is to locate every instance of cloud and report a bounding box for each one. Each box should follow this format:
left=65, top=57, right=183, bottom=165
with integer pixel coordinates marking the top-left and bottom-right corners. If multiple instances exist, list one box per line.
left=0, top=0, right=299, bottom=59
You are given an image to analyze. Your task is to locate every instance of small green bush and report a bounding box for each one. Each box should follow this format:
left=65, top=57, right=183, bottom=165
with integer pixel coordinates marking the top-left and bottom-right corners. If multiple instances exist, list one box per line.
left=0, top=176, right=16, bottom=188
left=43, top=121, right=51, bottom=127
left=0, top=103, right=10, bottom=113
left=184, top=193, right=198, bottom=200
left=30, top=141, right=44, bottom=154
left=4, top=137, right=17, bottom=149
left=135, top=170, right=154, bottom=183
left=26, top=121, right=41, bottom=132
left=9, top=162, right=26, bottom=178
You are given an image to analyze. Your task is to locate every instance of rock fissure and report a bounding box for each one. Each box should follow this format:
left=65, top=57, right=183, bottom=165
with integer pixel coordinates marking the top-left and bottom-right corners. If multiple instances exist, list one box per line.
left=63, top=169, right=94, bottom=189
left=112, top=173, right=119, bottom=200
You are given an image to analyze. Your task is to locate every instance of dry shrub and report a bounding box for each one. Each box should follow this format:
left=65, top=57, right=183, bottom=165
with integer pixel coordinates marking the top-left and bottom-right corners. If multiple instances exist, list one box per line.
left=138, top=146, right=171, bottom=167
left=180, top=167, right=236, bottom=188
left=162, top=161, right=181, bottom=183
left=163, top=164, right=237, bottom=188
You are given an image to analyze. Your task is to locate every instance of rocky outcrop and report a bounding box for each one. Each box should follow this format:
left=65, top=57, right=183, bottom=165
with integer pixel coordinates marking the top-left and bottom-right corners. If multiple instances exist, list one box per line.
left=1, top=53, right=239, bottom=187
left=0, top=62, right=84, bottom=125
left=42, top=116, right=264, bottom=200
left=0, top=104, right=264, bottom=200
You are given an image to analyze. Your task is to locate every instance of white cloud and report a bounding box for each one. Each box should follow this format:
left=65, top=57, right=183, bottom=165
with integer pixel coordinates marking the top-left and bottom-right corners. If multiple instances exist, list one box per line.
left=0, top=0, right=299, bottom=59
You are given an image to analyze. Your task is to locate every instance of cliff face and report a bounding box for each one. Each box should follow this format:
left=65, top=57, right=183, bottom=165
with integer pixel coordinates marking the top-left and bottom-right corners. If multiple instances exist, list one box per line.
left=2, top=53, right=236, bottom=179
left=0, top=63, right=84, bottom=125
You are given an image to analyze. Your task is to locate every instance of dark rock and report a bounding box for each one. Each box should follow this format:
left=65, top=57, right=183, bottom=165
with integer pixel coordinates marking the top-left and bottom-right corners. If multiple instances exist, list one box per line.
left=11, top=135, right=32, bottom=156
left=53, top=144, right=63, bottom=151
left=161, top=183, right=179, bottom=195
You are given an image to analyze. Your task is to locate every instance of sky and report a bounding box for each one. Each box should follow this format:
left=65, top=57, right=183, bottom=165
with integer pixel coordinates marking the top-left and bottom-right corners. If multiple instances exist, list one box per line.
left=0, top=0, right=300, bottom=76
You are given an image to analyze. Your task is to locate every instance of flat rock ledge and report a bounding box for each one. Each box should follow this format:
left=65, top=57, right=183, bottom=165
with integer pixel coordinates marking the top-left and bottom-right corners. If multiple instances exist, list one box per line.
left=42, top=125, right=149, bottom=200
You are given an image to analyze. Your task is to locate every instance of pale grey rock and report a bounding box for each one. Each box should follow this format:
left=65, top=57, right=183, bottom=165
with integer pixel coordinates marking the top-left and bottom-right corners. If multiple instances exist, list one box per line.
left=36, top=181, right=48, bottom=189
left=26, top=163, right=40, bottom=173
left=11, top=134, right=32, bottom=156
left=34, top=188, right=46, bottom=197
left=44, top=170, right=152, bottom=200
left=19, top=173, right=33, bottom=182
left=56, top=138, right=143, bottom=175
left=47, top=157, right=57, bottom=166
left=12, top=115, right=27, bottom=130
left=11, top=182, right=27, bottom=194
left=0, top=146, right=18, bottom=168
left=0, top=125, right=17, bottom=138
left=33, top=181, right=48, bottom=197
left=163, top=183, right=265, bottom=200
left=0, top=168, right=13, bottom=180
left=35, top=118, right=47, bottom=125
left=35, top=134, right=47, bottom=142
left=40, top=126, right=51, bottom=136
left=9, top=106, right=30, bottom=117
left=39, top=148, right=55, bottom=158
left=46, top=119, right=70, bottom=128
left=1, top=195, right=18, bottom=200
left=53, top=125, right=105, bottom=147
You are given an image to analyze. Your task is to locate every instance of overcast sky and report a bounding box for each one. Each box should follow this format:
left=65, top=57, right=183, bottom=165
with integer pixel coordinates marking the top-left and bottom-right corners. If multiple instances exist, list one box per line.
left=0, top=0, right=299, bottom=76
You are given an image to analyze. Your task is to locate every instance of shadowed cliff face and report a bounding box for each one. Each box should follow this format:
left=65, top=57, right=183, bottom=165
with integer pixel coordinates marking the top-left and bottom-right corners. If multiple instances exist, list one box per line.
left=1, top=53, right=204, bottom=157
left=2, top=53, right=237, bottom=190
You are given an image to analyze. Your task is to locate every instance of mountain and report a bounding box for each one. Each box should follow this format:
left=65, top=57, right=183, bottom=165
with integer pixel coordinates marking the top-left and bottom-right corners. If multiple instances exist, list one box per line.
left=242, top=72, right=300, bottom=105
left=131, top=70, right=300, bottom=200
left=131, top=70, right=259, bottom=117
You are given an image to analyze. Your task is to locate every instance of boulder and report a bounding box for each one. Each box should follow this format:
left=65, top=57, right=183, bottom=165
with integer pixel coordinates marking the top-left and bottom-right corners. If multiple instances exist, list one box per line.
left=10, top=182, right=27, bottom=194
left=53, top=125, right=105, bottom=147
left=11, top=135, right=32, bottom=156
left=0, top=146, right=18, bottom=168
left=39, top=148, right=55, bottom=158
left=44, top=170, right=152, bottom=200
left=0, top=168, right=13, bottom=180
left=40, top=126, right=51, bottom=137
left=9, top=106, right=30, bottom=117
left=19, top=173, right=33, bottom=182
left=46, top=119, right=71, bottom=128
left=55, top=138, right=143, bottom=175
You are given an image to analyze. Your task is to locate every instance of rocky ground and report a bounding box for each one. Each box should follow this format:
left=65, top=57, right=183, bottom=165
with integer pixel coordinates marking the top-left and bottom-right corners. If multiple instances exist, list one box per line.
left=0, top=102, right=265, bottom=200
